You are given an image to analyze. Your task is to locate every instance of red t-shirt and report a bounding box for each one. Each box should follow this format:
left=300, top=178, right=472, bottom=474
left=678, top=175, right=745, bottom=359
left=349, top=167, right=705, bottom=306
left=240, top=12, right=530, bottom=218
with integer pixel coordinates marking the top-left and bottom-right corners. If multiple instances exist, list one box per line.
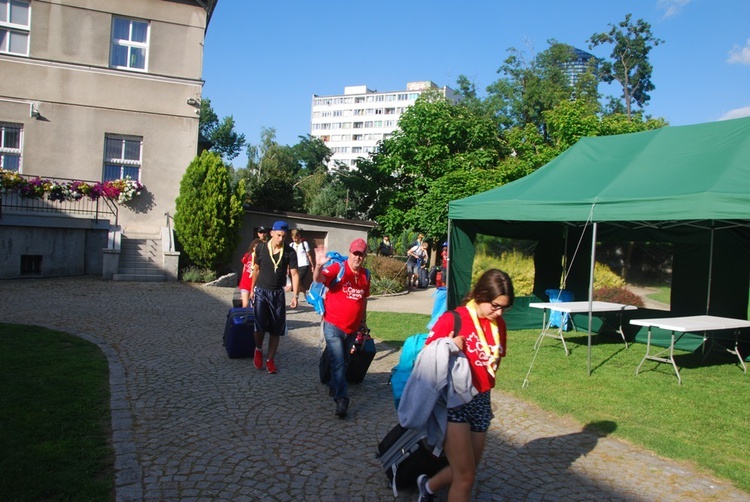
left=321, top=261, right=370, bottom=334
left=238, top=252, right=254, bottom=291
left=426, top=306, right=507, bottom=393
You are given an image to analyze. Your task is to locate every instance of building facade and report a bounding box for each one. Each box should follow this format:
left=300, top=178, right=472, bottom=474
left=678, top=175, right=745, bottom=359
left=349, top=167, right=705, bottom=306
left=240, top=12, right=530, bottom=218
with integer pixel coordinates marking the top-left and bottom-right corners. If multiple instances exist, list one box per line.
left=0, top=0, right=217, bottom=280
left=310, top=81, right=460, bottom=169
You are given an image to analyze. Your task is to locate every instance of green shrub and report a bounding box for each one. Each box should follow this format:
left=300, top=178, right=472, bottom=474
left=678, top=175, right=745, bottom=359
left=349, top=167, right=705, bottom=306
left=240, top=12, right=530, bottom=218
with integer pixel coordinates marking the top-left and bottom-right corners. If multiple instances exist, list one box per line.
left=365, top=255, right=407, bottom=295
left=471, top=251, right=623, bottom=296
left=181, top=266, right=216, bottom=283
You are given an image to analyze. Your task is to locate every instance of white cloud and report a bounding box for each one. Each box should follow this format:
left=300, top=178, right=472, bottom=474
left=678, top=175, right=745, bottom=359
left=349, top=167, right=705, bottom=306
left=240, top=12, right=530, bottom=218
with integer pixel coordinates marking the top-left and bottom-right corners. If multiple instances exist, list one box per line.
left=719, top=106, right=750, bottom=121
left=728, top=39, right=750, bottom=65
left=657, top=0, right=691, bottom=18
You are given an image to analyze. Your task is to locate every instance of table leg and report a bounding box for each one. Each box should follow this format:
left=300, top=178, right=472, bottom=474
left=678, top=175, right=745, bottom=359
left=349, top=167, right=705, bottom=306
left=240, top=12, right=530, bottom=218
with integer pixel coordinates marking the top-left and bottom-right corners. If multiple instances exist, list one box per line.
left=534, top=309, right=569, bottom=356
left=636, top=328, right=682, bottom=384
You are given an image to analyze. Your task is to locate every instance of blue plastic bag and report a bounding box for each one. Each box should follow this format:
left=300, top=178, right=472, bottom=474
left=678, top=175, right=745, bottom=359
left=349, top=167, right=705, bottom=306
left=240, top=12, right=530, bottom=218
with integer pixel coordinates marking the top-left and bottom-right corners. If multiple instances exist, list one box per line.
left=546, top=288, right=574, bottom=331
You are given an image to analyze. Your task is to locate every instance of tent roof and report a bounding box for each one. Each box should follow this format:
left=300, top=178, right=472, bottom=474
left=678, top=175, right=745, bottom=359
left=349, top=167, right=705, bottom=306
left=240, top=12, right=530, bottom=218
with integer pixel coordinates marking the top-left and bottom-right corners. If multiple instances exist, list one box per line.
left=449, top=116, right=750, bottom=224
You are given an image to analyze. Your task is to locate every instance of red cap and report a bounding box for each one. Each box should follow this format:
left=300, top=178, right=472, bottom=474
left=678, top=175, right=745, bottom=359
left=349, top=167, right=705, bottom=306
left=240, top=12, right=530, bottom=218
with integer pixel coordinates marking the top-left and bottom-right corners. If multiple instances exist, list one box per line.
left=349, top=238, right=367, bottom=254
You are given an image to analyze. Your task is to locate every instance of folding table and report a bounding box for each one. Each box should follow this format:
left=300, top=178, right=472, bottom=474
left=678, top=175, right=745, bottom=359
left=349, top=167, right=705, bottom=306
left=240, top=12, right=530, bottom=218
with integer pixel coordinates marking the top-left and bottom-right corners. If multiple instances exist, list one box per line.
left=529, top=301, right=637, bottom=356
left=631, top=315, right=750, bottom=384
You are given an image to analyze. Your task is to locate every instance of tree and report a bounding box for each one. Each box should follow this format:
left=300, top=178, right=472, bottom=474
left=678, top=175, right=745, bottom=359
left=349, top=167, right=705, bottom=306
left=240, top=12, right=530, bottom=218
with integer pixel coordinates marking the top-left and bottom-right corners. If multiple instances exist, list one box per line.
left=174, top=151, right=245, bottom=271
left=359, top=91, right=504, bottom=239
left=485, top=41, right=599, bottom=134
left=199, top=98, right=247, bottom=161
left=589, top=14, right=663, bottom=119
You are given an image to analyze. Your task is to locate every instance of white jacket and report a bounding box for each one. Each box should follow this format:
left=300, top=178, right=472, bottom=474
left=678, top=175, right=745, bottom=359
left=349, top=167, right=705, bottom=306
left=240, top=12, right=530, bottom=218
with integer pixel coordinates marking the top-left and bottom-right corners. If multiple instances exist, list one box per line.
left=397, top=337, right=477, bottom=455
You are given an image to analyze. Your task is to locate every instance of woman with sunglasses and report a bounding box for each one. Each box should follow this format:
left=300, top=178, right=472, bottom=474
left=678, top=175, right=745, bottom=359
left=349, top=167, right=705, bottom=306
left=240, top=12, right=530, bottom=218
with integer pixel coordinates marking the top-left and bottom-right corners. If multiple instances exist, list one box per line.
left=416, top=269, right=514, bottom=502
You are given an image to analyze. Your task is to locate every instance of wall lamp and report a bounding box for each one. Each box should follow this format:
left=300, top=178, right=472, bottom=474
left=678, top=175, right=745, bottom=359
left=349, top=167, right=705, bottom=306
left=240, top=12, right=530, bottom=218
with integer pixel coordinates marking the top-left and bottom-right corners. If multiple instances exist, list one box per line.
left=30, top=102, right=41, bottom=119
left=186, top=98, right=201, bottom=107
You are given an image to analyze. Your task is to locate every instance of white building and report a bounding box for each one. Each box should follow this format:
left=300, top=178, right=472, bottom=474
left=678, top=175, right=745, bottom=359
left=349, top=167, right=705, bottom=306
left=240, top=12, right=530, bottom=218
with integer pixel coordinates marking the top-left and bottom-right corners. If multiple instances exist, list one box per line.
left=310, top=81, right=461, bottom=169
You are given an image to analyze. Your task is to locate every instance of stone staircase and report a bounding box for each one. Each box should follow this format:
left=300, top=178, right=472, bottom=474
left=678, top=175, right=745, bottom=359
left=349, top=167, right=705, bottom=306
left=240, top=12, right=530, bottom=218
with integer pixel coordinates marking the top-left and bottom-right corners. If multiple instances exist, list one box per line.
left=113, top=234, right=166, bottom=282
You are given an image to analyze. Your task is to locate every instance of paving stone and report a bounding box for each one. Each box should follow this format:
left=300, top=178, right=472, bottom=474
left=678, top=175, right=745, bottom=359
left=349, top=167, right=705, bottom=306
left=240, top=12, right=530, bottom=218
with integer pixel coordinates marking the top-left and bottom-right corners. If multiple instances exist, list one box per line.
left=1, top=277, right=748, bottom=501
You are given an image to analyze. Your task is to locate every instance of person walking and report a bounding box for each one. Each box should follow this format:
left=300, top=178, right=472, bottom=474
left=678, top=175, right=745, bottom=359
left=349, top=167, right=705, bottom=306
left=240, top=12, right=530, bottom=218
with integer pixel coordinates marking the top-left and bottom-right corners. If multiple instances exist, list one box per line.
left=406, top=241, right=428, bottom=289
left=377, top=235, right=394, bottom=257
left=256, top=226, right=268, bottom=242
left=251, top=220, right=299, bottom=374
left=238, top=239, right=261, bottom=308
left=290, top=229, right=314, bottom=298
left=415, top=269, right=514, bottom=502
left=313, top=238, right=371, bottom=418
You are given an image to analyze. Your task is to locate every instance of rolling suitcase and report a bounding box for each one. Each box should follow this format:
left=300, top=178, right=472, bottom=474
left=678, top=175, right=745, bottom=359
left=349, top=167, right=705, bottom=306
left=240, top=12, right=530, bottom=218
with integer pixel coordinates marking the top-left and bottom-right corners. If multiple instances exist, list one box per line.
left=319, top=329, right=376, bottom=384
left=223, top=307, right=256, bottom=358
left=418, top=267, right=429, bottom=289
left=376, top=423, right=448, bottom=497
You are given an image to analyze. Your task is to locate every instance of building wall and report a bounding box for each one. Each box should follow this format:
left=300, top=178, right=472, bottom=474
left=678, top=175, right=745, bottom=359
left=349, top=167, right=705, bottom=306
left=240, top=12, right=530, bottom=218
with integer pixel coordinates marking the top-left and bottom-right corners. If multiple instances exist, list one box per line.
left=0, top=0, right=210, bottom=234
left=310, top=81, right=461, bottom=169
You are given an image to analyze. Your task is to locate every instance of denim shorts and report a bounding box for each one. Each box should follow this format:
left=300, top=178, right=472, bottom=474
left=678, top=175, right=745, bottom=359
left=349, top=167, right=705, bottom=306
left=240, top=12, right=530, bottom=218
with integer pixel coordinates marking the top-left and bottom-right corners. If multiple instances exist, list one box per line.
left=447, top=390, right=493, bottom=432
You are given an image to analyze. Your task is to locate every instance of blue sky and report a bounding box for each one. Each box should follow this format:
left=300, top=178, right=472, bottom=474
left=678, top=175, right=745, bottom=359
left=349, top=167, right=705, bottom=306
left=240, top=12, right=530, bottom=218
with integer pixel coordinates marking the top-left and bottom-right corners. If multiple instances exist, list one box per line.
left=202, top=0, right=750, bottom=167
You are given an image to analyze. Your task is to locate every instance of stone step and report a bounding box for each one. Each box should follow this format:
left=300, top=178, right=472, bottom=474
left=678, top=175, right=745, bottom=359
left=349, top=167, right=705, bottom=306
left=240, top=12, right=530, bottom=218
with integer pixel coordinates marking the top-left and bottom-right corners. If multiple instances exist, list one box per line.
left=112, top=273, right=166, bottom=282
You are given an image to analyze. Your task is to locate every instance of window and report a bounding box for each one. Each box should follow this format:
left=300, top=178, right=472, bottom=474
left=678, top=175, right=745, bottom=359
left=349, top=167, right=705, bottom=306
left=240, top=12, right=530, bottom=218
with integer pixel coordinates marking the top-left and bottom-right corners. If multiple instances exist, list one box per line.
left=110, top=16, right=149, bottom=71
left=0, top=122, right=22, bottom=171
left=0, top=0, right=30, bottom=56
left=20, top=255, right=42, bottom=276
left=103, top=134, right=142, bottom=181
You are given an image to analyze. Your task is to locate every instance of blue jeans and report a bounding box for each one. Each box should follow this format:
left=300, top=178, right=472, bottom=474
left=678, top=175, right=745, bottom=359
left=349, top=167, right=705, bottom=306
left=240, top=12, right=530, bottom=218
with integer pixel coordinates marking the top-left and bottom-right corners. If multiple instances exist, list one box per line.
left=323, top=321, right=356, bottom=402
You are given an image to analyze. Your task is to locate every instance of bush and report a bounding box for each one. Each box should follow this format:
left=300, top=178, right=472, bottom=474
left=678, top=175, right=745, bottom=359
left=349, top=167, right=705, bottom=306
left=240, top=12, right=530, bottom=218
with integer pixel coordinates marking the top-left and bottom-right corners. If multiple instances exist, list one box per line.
left=594, top=286, right=644, bottom=307
left=181, top=266, right=217, bottom=283
left=471, top=251, right=624, bottom=297
left=365, top=255, right=407, bottom=295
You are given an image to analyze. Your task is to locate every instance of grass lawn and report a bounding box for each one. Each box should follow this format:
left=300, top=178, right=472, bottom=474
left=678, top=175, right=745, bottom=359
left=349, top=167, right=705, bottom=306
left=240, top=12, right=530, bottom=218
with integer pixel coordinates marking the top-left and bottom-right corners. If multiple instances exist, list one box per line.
left=0, top=323, right=114, bottom=501
left=367, top=310, right=750, bottom=493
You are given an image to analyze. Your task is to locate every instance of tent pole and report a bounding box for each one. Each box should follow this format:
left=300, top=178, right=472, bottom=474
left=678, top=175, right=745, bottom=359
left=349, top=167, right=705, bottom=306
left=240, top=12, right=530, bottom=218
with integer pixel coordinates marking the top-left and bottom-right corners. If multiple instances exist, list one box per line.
left=562, top=226, right=569, bottom=289
left=706, top=223, right=715, bottom=315
left=588, top=222, right=598, bottom=376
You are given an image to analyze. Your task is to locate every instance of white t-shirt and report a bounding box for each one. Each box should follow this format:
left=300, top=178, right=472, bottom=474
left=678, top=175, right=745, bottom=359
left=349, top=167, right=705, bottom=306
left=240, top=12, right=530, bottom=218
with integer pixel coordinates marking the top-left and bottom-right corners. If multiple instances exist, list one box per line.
left=290, top=240, right=311, bottom=267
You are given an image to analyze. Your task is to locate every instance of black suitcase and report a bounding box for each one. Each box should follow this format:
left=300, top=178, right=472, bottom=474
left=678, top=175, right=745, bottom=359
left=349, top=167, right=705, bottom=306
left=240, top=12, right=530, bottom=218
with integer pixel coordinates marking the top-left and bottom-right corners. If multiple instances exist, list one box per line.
left=223, top=307, right=255, bottom=358
left=418, top=267, right=429, bottom=288
left=376, top=423, right=448, bottom=496
left=319, top=330, right=376, bottom=384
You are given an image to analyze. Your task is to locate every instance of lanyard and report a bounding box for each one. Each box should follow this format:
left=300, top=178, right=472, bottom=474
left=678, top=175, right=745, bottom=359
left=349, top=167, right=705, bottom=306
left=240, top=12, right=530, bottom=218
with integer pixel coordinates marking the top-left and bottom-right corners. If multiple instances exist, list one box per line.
left=268, top=242, right=283, bottom=272
left=465, top=300, right=501, bottom=377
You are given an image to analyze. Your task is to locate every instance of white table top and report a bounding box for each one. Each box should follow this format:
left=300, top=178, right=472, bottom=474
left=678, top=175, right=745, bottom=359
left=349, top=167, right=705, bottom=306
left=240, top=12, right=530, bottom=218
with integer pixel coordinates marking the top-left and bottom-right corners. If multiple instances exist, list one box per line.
left=630, top=315, right=750, bottom=332
left=529, top=301, right=638, bottom=314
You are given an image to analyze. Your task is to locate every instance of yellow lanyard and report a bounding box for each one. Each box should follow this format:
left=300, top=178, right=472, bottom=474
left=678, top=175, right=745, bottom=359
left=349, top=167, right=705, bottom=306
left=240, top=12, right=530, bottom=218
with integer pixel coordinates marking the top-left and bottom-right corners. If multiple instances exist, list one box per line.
left=268, top=242, right=283, bottom=273
left=466, top=300, right=501, bottom=377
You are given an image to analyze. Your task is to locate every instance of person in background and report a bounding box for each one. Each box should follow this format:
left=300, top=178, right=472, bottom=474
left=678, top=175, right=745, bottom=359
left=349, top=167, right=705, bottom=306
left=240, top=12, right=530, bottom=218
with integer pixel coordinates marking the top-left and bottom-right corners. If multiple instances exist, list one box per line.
left=406, top=241, right=428, bottom=289
left=416, top=269, right=514, bottom=502
left=256, top=226, right=268, bottom=243
left=440, top=241, right=449, bottom=286
left=290, top=229, right=313, bottom=299
left=313, top=238, right=371, bottom=418
left=377, top=235, right=394, bottom=257
left=239, top=238, right=261, bottom=308
left=251, top=221, right=299, bottom=374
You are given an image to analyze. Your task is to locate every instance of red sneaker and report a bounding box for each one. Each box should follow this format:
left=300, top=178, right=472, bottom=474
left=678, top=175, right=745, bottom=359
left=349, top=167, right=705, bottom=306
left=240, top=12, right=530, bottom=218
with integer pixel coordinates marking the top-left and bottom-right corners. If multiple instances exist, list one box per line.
left=253, top=348, right=263, bottom=370
left=266, top=359, right=278, bottom=374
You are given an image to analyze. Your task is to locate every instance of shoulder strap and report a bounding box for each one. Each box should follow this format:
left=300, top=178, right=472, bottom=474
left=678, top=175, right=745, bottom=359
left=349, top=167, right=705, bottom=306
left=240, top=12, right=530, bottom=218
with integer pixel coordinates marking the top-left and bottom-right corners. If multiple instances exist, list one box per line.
left=450, top=310, right=462, bottom=334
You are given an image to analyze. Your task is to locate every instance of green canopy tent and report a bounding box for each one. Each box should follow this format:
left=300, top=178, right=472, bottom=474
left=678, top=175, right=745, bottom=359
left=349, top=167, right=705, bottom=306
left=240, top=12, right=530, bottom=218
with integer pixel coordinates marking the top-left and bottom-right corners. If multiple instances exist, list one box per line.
left=447, top=116, right=750, bottom=371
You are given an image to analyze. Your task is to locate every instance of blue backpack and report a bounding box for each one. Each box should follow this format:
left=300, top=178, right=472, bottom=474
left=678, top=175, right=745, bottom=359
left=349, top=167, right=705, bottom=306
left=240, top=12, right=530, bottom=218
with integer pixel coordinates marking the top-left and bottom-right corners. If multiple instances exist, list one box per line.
left=305, top=252, right=370, bottom=315
left=390, top=310, right=461, bottom=409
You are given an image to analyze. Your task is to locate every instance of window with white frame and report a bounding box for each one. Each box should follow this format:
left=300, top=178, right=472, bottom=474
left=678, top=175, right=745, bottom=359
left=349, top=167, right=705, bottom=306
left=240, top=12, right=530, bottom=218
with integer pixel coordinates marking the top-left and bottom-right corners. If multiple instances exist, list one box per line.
left=0, top=122, right=22, bottom=171
left=110, top=16, right=149, bottom=71
left=103, top=134, right=142, bottom=181
left=0, top=0, right=30, bottom=56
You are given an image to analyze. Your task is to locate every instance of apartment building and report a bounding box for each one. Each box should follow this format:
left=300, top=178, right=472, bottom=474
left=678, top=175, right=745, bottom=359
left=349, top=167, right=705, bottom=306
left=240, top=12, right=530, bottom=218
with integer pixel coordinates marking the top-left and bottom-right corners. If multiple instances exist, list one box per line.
left=0, top=0, right=217, bottom=280
left=310, top=81, right=461, bottom=169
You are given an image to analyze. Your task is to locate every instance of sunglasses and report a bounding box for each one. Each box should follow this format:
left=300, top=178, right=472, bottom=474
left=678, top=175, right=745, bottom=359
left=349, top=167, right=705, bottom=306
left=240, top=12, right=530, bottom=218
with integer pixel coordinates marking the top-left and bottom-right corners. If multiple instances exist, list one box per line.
left=352, top=251, right=365, bottom=257
left=490, top=302, right=512, bottom=312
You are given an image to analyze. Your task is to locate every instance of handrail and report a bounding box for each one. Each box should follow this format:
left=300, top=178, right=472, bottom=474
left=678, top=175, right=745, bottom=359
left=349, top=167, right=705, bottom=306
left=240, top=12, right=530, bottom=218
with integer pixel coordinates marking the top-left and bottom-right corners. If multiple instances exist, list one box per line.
left=164, top=212, right=175, bottom=252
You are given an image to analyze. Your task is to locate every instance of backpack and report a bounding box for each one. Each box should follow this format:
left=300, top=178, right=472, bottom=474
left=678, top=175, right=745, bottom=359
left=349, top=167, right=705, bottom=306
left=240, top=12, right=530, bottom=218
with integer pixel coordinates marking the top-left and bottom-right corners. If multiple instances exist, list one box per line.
left=390, top=310, right=461, bottom=409
left=305, top=252, right=370, bottom=316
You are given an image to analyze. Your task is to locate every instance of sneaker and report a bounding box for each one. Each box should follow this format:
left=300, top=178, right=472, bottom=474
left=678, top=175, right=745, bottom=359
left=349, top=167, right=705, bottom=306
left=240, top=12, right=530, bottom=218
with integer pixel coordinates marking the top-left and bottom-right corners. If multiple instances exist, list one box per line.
left=335, top=398, right=348, bottom=418
left=266, top=359, right=278, bottom=374
left=253, top=348, right=263, bottom=370
left=417, top=474, right=434, bottom=502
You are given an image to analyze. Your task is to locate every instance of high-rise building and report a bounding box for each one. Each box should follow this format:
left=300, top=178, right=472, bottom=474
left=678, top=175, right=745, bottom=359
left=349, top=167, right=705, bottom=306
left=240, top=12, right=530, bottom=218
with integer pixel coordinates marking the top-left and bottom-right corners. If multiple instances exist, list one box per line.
left=562, top=48, right=598, bottom=87
left=310, top=81, right=461, bottom=169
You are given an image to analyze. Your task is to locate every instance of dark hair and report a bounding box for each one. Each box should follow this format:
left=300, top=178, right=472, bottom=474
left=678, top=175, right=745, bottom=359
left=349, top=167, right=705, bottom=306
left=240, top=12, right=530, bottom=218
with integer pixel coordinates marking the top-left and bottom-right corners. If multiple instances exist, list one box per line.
left=247, top=238, right=261, bottom=254
left=463, top=269, right=514, bottom=306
